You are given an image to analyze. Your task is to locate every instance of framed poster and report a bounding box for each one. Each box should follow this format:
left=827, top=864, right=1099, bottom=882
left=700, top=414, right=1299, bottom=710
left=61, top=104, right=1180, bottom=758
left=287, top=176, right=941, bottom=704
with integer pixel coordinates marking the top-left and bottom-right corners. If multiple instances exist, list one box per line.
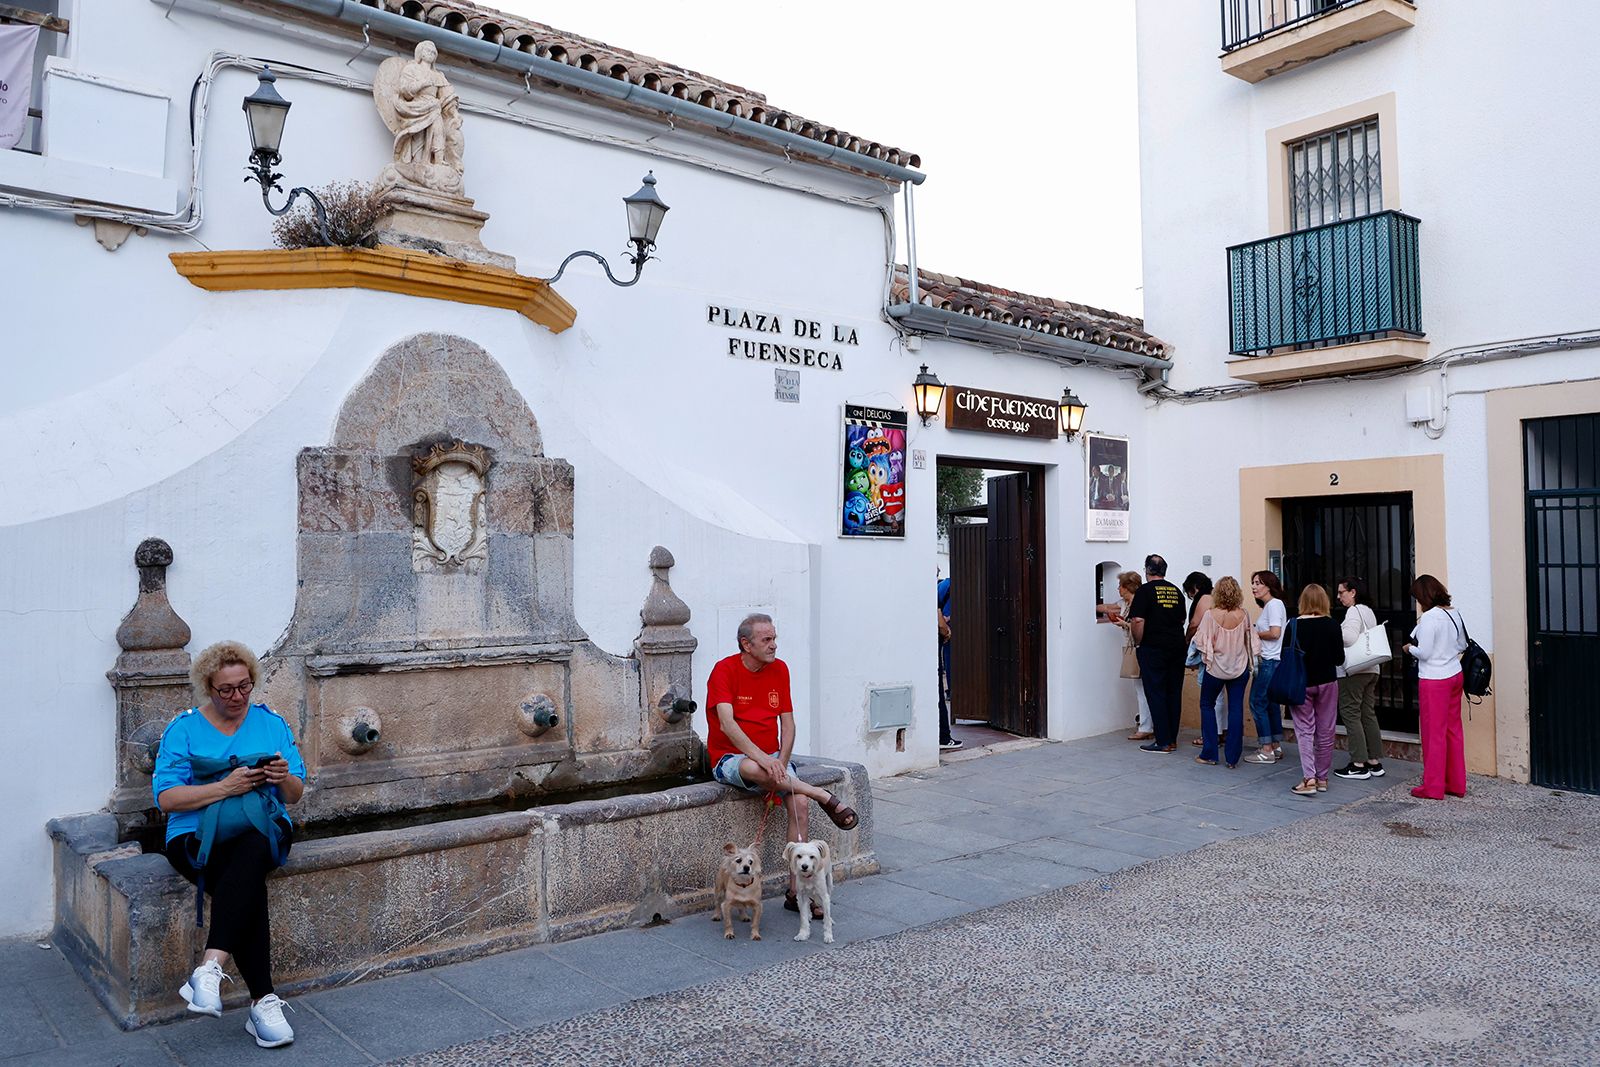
left=1085, top=432, right=1130, bottom=542
left=840, top=405, right=907, bottom=538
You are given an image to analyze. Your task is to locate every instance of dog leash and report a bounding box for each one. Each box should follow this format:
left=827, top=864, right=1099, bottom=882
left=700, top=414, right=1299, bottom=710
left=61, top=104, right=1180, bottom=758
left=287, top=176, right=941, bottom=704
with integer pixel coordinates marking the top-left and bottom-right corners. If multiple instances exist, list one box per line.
left=750, top=791, right=783, bottom=847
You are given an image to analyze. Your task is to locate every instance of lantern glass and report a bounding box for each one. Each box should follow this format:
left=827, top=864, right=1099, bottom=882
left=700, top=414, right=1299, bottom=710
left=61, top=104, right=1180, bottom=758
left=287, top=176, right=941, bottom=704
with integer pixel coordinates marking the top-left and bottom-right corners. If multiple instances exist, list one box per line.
left=624, top=172, right=670, bottom=247
left=243, top=68, right=291, bottom=159
left=912, top=364, right=946, bottom=423
left=1060, top=390, right=1087, bottom=436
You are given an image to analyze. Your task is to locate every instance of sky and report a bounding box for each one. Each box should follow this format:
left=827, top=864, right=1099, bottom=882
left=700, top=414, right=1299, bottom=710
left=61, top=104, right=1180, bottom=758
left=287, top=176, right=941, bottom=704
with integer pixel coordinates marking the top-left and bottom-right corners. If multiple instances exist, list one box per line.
left=488, top=0, right=1146, bottom=317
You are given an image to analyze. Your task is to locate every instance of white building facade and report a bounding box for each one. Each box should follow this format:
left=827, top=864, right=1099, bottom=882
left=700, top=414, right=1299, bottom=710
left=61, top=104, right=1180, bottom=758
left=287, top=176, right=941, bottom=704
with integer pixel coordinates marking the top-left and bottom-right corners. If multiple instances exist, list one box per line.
left=1133, top=2, right=1600, bottom=796
left=1, top=0, right=1168, bottom=936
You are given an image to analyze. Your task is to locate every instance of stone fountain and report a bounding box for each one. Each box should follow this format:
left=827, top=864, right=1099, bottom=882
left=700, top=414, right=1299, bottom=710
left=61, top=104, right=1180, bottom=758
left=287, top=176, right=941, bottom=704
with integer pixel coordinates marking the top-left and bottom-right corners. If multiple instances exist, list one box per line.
left=48, top=333, right=875, bottom=1028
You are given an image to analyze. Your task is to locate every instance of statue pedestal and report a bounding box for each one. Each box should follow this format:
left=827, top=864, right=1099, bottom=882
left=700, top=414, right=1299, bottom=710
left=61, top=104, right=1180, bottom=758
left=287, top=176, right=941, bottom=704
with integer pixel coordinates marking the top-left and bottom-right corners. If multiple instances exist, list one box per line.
left=373, top=182, right=515, bottom=271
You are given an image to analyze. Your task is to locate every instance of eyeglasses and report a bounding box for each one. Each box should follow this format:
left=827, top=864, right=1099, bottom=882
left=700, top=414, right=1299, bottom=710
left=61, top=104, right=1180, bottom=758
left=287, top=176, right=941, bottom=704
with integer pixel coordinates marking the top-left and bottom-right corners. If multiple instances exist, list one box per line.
left=212, top=681, right=254, bottom=698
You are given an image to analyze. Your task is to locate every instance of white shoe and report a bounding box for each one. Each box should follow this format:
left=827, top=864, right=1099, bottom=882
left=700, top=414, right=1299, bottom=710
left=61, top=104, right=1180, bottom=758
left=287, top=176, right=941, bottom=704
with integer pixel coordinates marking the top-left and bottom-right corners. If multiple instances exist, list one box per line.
left=939, top=739, right=964, bottom=751
left=245, top=993, right=295, bottom=1048
left=179, top=959, right=227, bottom=1017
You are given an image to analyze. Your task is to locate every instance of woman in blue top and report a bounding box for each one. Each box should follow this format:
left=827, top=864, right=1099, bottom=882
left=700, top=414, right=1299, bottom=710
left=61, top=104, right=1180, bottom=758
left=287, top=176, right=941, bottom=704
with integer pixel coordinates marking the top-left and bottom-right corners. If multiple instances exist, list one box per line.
left=152, top=641, right=305, bottom=1048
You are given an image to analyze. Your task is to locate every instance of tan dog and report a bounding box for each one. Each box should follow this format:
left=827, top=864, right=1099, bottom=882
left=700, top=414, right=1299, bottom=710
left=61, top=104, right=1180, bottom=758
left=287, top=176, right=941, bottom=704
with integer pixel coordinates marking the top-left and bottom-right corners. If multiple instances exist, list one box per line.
left=784, top=839, right=834, bottom=943
left=712, top=842, right=764, bottom=940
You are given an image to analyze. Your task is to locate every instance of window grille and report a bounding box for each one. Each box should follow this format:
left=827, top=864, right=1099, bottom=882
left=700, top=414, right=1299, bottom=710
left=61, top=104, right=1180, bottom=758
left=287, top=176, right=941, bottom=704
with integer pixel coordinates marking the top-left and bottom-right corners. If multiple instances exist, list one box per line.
left=1288, top=118, right=1381, bottom=232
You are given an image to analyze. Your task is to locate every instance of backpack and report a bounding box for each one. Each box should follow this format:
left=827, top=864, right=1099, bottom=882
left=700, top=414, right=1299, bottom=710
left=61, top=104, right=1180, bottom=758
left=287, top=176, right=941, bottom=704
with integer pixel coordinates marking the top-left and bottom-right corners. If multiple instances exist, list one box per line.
left=1447, top=611, right=1493, bottom=703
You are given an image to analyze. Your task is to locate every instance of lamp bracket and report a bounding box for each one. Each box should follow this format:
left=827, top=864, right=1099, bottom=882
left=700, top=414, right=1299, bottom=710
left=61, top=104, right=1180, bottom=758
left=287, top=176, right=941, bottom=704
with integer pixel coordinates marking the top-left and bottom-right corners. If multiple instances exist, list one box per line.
left=540, top=246, right=652, bottom=288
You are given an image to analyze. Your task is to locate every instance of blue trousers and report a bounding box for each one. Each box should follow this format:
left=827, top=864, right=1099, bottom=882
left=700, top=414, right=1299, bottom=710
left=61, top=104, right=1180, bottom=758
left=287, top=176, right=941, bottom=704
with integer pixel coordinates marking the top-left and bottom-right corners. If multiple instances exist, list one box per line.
left=1200, top=671, right=1247, bottom=765
left=1250, top=658, right=1284, bottom=744
left=1137, top=646, right=1186, bottom=747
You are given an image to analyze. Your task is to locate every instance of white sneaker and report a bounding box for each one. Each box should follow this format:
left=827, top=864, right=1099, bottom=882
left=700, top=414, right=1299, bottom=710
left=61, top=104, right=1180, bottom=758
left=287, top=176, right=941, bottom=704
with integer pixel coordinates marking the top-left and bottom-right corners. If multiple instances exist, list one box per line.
left=245, top=993, right=295, bottom=1048
left=939, top=739, right=964, bottom=751
left=179, top=959, right=227, bottom=1017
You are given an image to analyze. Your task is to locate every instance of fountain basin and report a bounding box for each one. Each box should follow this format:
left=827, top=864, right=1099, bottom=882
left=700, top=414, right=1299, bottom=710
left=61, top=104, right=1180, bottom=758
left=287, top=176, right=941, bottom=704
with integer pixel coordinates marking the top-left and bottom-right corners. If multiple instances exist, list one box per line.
left=48, top=758, right=875, bottom=1029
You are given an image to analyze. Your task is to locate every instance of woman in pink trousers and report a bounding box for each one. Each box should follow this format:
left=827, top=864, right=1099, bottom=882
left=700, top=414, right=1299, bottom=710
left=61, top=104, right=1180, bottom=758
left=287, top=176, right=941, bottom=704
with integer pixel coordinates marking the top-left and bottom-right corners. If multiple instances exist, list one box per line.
left=1402, top=574, right=1469, bottom=800
left=1287, top=584, right=1344, bottom=796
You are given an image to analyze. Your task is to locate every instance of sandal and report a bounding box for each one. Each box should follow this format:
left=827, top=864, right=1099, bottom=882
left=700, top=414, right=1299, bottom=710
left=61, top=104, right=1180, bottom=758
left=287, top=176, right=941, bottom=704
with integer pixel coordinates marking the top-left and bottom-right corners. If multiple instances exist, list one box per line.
left=1195, top=756, right=1218, bottom=766
left=1290, top=778, right=1318, bottom=796
left=784, top=892, right=824, bottom=920
left=818, top=791, right=859, bottom=830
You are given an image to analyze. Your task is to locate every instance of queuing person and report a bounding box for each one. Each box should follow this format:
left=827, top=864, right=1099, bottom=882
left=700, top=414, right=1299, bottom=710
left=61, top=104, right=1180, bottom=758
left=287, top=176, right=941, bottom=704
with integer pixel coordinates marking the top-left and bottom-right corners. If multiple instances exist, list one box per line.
left=1183, top=571, right=1219, bottom=747
left=1288, top=584, right=1345, bottom=796
left=936, top=574, right=960, bottom=750
left=1192, top=576, right=1258, bottom=768
left=1127, top=554, right=1188, bottom=753
left=1113, top=570, right=1154, bottom=741
left=1333, top=577, right=1386, bottom=780
left=1402, top=575, right=1469, bottom=800
left=1245, top=571, right=1289, bottom=764
left=153, top=641, right=305, bottom=1048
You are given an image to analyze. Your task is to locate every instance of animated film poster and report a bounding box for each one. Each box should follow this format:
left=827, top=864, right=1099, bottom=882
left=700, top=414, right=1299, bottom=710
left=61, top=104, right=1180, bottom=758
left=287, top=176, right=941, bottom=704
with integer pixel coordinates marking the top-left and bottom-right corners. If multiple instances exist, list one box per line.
left=1085, top=432, right=1130, bottom=542
left=840, top=405, right=908, bottom=538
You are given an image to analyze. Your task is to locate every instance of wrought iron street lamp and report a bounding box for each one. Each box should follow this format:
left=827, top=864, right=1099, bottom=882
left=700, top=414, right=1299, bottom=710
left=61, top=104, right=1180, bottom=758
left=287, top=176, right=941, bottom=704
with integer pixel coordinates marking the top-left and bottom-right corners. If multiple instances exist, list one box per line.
left=1059, top=387, right=1087, bottom=440
left=543, top=172, right=670, bottom=287
left=912, top=364, right=946, bottom=425
left=241, top=67, right=330, bottom=246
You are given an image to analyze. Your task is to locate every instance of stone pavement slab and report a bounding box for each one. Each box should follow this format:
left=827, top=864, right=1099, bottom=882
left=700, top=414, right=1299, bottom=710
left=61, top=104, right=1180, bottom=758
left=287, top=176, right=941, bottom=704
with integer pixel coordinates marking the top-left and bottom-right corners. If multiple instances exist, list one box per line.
left=0, top=729, right=1430, bottom=1065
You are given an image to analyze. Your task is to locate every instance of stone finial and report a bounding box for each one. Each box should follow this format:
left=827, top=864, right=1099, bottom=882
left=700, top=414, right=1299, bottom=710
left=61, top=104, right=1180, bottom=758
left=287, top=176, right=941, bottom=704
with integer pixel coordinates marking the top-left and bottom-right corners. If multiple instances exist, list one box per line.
left=115, top=539, right=192, bottom=652
left=641, top=546, right=691, bottom=628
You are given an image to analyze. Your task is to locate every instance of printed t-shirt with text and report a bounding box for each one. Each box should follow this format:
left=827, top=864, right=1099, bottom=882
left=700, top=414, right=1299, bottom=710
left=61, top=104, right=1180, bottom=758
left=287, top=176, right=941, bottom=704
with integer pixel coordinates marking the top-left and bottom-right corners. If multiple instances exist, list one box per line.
left=1128, top=579, right=1188, bottom=652
left=706, top=653, right=792, bottom=764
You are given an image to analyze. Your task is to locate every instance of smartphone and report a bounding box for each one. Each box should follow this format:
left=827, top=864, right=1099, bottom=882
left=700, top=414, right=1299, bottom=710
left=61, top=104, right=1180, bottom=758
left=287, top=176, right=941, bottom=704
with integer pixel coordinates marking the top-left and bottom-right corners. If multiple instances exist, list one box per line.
left=251, top=755, right=278, bottom=769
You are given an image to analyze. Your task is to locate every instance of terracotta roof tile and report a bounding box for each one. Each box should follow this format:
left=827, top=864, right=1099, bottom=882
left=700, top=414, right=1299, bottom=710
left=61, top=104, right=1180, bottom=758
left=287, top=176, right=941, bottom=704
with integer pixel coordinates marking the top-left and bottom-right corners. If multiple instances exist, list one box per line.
left=892, top=266, right=1167, bottom=358
left=343, top=1, right=920, bottom=170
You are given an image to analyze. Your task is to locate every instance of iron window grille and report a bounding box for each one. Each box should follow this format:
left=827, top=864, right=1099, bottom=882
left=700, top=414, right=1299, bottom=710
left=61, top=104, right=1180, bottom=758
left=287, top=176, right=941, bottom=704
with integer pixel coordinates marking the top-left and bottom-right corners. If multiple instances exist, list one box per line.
left=1289, top=117, right=1382, bottom=232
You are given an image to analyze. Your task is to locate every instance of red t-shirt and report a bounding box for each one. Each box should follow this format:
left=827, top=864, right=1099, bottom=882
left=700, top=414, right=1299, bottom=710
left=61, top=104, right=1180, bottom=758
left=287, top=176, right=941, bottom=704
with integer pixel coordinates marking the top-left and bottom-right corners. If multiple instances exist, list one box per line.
left=705, top=654, right=792, bottom=764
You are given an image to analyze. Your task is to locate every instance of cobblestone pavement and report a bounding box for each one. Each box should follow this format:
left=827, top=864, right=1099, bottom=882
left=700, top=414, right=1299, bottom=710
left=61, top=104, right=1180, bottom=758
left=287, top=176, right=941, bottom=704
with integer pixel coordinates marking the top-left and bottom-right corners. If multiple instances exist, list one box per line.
left=394, top=774, right=1600, bottom=1067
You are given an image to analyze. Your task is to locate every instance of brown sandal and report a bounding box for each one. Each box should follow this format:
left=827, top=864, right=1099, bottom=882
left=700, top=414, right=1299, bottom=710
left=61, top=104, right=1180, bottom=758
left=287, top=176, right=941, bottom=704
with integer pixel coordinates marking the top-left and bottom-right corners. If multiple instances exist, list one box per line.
left=784, top=892, right=824, bottom=919
left=818, top=791, right=859, bottom=830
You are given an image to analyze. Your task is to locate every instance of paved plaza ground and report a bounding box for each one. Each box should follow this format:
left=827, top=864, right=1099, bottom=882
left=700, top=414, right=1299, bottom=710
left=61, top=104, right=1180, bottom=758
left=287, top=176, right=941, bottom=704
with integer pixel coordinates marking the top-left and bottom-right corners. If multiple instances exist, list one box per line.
left=3, top=731, right=1597, bottom=1065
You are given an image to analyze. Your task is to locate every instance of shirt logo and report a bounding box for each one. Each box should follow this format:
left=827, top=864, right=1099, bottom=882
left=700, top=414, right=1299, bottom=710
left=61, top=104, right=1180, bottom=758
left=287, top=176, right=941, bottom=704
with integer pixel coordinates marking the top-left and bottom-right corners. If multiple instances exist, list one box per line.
left=768, top=691, right=781, bottom=709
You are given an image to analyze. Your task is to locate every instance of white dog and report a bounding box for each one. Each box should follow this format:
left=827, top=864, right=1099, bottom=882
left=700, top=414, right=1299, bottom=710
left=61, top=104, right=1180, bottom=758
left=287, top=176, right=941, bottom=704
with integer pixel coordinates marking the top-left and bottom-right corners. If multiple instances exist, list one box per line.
left=783, top=839, right=834, bottom=943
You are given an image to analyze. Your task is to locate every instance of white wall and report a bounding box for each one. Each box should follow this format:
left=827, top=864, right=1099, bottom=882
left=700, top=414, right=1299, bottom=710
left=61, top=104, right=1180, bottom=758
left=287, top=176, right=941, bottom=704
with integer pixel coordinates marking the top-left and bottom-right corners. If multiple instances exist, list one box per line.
left=1, top=1, right=1171, bottom=935
left=1131, top=1, right=1600, bottom=642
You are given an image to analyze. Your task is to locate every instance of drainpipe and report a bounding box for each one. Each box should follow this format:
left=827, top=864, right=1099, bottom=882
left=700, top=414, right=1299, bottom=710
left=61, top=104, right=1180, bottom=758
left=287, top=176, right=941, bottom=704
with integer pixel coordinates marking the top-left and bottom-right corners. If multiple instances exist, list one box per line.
left=904, top=181, right=920, bottom=306
left=260, top=0, right=927, bottom=186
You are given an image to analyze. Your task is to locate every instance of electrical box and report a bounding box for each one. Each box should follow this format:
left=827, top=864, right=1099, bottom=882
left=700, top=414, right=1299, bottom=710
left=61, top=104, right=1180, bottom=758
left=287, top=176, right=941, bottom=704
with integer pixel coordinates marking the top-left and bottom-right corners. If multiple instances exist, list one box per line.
left=1405, top=387, right=1437, bottom=425
left=866, top=686, right=914, bottom=730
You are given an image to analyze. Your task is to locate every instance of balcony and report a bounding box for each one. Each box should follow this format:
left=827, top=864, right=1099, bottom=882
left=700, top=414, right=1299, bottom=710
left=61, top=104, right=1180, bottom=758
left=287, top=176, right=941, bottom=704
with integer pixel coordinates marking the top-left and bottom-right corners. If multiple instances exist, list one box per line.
left=1220, top=0, right=1417, bottom=83
left=1226, top=210, right=1426, bottom=384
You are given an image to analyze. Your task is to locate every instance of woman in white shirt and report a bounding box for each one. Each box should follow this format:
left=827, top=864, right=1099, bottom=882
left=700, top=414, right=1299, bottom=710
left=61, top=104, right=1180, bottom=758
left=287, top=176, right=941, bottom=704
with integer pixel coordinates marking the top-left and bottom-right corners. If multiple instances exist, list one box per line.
left=1114, top=571, right=1155, bottom=741
left=1401, top=574, right=1469, bottom=800
left=1245, top=571, right=1289, bottom=763
left=1333, top=577, right=1386, bottom=781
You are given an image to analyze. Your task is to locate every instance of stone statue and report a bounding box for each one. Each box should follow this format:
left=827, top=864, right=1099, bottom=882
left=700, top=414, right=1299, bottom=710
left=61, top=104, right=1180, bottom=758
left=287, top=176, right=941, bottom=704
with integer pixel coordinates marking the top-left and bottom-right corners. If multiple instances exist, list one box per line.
left=374, top=41, right=465, bottom=196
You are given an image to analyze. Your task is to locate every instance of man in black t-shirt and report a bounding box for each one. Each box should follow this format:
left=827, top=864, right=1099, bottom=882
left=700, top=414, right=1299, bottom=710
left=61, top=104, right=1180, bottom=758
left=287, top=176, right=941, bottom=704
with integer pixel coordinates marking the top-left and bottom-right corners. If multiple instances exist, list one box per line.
left=1127, top=553, right=1188, bottom=751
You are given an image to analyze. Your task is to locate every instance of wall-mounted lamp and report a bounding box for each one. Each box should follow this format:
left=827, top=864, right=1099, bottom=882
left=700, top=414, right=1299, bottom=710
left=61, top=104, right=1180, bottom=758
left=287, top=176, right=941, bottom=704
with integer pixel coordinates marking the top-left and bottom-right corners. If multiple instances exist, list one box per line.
left=912, top=364, right=946, bottom=426
left=242, top=67, right=330, bottom=245
left=541, top=172, right=670, bottom=287
left=1059, top=388, right=1087, bottom=440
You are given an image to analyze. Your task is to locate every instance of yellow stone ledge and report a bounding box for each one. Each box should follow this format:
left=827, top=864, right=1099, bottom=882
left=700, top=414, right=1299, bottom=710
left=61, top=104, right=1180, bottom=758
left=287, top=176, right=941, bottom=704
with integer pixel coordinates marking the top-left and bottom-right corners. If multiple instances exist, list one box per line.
left=169, top=246, right=576, bottom=334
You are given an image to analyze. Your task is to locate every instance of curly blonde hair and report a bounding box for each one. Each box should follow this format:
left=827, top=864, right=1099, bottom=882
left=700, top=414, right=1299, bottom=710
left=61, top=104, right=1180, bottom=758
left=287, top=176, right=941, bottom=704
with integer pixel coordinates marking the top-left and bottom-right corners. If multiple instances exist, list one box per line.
left=190, top=641, right=261, bottom=704
left=1212, top=576, right=1243, bottom=612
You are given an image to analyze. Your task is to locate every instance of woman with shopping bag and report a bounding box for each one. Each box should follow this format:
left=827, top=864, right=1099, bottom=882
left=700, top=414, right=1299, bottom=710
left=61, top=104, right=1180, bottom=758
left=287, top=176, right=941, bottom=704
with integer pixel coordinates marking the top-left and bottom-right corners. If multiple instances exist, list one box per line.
left=1334, top=577, right=1389, bottom=780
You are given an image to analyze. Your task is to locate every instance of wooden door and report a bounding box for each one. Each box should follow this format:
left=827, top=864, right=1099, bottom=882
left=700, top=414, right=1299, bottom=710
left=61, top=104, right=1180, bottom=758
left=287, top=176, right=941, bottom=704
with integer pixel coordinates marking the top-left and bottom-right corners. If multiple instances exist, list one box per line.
left=949, top=522, right=989, bottom=726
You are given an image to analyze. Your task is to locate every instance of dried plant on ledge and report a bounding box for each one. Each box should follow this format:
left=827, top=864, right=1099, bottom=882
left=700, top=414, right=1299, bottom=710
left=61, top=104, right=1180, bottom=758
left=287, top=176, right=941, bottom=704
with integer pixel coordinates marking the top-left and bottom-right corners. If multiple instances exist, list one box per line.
left=271, top=180, right=386, bottom=250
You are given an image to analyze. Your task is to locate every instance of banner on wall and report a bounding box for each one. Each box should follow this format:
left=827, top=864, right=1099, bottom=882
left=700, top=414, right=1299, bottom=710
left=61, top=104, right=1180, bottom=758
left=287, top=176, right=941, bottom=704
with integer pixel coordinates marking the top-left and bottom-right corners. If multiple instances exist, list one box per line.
left=0, top=25, right=40, bottom=151
left=840, top=404, right=907, bottom=538
left=1085, top=432, right=1130, bottom=542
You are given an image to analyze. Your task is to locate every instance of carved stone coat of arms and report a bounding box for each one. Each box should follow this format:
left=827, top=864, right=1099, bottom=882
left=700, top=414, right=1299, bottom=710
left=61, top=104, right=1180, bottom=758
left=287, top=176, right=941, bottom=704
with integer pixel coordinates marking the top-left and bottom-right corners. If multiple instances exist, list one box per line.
left=412, top=440, right=489, bottom=568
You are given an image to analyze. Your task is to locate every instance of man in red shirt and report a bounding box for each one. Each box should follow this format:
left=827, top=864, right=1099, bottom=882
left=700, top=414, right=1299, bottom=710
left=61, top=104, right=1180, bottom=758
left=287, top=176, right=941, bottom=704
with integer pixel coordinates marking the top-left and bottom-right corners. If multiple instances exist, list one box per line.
left=708, top=614, right=859, bottom=910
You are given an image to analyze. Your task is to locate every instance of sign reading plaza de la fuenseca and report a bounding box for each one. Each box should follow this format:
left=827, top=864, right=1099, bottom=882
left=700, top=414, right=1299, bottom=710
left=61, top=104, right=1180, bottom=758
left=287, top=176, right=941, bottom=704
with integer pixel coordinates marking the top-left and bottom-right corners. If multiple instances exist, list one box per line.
left=708, top=304, right=858, bottom=371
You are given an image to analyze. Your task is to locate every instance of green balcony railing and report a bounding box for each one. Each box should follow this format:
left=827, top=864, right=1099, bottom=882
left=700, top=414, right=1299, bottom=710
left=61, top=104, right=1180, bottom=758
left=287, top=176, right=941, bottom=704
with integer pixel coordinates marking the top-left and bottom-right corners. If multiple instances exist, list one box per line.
left=1227, top=210, right=1423, bottom=356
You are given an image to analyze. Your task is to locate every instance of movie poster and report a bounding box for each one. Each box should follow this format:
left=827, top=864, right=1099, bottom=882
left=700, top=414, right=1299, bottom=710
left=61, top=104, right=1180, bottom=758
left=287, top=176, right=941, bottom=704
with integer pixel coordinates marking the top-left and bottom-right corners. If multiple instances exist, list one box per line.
left=840, top=405, right=907, bottom=538
left=1085, top=432, right=1130, bottom=542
